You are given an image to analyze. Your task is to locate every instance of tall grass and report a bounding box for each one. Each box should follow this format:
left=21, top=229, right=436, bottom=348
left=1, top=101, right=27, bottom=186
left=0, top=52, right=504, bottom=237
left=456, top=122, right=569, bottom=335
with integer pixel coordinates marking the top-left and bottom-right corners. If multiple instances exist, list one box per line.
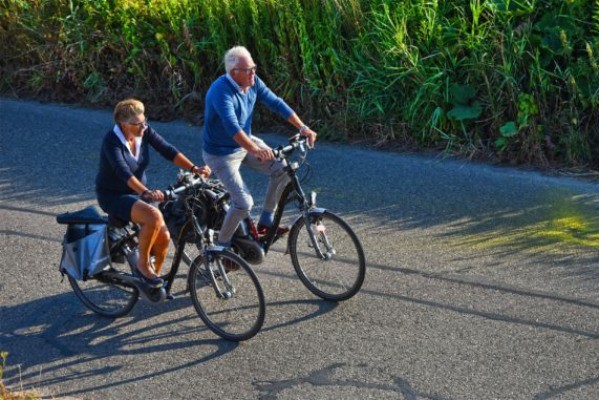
left=1, top=0, right=599, bottom=167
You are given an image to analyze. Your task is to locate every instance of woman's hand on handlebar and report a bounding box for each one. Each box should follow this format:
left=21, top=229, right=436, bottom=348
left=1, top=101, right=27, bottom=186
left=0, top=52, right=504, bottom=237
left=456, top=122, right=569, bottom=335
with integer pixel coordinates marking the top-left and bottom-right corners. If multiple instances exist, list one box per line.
left=141, top=189, right=165, bottom=203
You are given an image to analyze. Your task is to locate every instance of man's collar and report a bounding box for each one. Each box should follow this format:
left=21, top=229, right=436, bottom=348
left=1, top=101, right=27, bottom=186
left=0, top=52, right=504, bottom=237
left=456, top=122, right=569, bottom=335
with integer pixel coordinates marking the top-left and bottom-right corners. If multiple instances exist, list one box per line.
left=225, top=73, right=243, bottom=93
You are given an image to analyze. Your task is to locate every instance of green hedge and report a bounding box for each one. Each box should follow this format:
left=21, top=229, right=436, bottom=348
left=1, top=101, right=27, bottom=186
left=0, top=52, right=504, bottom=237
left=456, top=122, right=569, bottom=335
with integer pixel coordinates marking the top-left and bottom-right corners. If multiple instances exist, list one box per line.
left=2, top=0, right=599, bottom=166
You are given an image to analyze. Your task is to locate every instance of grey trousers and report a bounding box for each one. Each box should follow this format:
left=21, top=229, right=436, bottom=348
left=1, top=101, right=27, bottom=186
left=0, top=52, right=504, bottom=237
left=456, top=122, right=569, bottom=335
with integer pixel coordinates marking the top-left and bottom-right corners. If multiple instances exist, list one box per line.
left=203, top=137, right=290, bottom=244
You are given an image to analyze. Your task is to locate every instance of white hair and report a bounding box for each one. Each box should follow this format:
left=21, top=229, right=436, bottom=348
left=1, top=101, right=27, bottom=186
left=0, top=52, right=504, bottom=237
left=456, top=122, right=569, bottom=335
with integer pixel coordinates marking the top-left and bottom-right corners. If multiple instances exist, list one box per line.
left=224, top=46, right=252, bottom=73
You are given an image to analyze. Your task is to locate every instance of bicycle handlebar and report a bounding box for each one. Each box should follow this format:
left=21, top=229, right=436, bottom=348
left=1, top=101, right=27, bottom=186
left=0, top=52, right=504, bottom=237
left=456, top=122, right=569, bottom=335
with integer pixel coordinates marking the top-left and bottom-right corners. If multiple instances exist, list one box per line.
left=163, top=174, right=206, bottom=201
left=272, top=135, right=309, bottom=160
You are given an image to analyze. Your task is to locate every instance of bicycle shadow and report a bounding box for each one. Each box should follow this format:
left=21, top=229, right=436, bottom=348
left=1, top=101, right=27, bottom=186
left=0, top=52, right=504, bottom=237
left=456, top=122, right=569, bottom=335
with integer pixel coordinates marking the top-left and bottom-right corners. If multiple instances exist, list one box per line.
left=0, top=269, right=338, bottom=398
left=0, top=286, right=225, bottom=392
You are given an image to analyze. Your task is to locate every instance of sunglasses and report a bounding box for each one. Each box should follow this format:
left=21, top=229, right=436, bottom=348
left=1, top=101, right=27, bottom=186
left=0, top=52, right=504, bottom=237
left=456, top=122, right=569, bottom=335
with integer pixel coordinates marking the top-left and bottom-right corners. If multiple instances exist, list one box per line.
left=128, top=118, right=147, bottom=128
left=234, top=66, right=257, bottom=74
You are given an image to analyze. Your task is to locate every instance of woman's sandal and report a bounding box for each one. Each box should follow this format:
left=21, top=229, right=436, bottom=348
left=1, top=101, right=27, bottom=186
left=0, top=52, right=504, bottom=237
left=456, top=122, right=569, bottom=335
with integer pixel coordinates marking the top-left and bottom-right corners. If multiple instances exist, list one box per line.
left=134, top=265, right=164, bottom=288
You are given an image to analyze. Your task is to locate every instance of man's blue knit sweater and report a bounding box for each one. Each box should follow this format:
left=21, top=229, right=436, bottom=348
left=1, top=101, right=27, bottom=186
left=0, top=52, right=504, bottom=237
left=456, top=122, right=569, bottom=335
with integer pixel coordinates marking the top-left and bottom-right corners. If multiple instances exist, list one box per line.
left=202, top=74, right=294, bottom=156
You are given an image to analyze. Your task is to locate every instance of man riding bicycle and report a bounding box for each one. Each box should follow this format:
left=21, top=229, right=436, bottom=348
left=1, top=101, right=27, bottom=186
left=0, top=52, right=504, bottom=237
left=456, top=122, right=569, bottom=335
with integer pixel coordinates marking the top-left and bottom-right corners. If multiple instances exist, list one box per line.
left=202, top=46, right=317, bottom=248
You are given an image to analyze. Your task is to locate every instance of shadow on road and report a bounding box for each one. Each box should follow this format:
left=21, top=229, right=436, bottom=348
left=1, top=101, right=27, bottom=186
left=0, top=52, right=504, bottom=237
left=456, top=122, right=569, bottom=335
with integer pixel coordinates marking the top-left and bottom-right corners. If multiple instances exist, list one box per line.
left=345, top=194, right=599, bottom=284
left=365, top=259, right=599, bottom=338
left=0, top=288, right=235, bottom=396
left=0, top=286, right=337, bottom=398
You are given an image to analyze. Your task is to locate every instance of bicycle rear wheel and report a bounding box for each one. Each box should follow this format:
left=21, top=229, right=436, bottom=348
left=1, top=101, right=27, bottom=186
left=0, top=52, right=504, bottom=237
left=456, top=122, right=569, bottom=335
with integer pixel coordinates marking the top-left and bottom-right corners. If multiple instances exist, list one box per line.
left=68, top=258, right=139, bottom=318
left=189, top=251, right=265, bottom=341
left=289, top=210, right=366, bottom=301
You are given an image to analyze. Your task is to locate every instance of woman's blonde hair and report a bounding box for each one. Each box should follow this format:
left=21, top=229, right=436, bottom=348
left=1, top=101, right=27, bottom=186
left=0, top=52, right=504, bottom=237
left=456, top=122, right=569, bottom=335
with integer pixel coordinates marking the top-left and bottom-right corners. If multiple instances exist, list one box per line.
left=113, top=98, right=145, bottom=123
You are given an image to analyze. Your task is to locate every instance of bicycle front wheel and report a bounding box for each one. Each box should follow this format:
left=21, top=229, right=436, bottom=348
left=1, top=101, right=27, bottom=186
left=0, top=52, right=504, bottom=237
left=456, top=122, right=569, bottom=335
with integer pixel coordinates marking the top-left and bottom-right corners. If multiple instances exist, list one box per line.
left=289, top=210, right=366, bottom=301
left=189, top=251, right=265, bottom=341
left=68, top=258, right=139, bottom=318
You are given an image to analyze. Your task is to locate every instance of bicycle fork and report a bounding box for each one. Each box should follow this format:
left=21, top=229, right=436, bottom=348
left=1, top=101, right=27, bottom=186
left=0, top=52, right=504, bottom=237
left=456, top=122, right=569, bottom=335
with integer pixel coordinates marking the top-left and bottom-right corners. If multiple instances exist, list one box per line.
left=301, top=209, right=336, bottom=261
left=304, top=219, right=333, bottom=260
left=202, top=249, right=237, bottom=299
left=202, top=230, right=236, bottom=299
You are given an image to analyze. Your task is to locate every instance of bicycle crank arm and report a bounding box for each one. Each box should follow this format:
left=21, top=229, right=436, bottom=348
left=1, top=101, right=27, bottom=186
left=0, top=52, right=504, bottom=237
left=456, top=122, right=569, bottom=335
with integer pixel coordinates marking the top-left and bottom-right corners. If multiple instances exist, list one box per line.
left=102, top=270, right=167, bottom=303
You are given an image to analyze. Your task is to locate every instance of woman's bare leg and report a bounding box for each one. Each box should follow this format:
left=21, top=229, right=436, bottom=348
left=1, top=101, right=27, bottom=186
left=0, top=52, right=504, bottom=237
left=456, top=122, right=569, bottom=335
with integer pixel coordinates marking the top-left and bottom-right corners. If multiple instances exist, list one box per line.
left=131, top=201, right=164, bottom=279
left=151, top=226, right=170, bottom=275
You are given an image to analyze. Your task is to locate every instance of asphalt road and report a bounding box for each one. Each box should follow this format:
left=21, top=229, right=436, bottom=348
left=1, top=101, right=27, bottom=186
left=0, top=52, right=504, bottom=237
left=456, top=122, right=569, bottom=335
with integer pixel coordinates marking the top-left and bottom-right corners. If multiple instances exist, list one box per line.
left=1, top=98, right=599, bottom=399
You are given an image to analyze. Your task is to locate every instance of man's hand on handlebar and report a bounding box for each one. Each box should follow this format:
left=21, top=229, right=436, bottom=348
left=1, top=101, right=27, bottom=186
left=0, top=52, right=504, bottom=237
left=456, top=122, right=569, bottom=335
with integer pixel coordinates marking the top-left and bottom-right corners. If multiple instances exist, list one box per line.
left=253, top=147, right=275, bottom=162
left=300, top=127, right=317, bottom=148
left=193, top=165, right=212, bottom=177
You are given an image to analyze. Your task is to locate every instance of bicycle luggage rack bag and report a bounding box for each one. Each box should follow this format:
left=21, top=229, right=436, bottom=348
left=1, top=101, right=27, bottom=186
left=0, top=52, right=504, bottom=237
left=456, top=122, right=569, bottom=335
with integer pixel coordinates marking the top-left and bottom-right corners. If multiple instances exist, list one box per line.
left=56, top=206, right=111, bottom=280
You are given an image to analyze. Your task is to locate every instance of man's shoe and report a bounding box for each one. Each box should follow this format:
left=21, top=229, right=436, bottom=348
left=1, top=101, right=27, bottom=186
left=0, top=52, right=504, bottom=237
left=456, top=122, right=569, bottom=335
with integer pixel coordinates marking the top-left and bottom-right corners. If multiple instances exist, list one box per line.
left=257, top=224, right=290, bottom=237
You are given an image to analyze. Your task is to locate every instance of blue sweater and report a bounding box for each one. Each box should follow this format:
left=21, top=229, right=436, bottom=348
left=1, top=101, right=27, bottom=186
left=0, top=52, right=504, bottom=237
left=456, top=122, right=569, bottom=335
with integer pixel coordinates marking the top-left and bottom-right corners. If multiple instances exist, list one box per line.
left=95, top=126, right=179, bottom=194
left=202, top=74, right=294, bottom=156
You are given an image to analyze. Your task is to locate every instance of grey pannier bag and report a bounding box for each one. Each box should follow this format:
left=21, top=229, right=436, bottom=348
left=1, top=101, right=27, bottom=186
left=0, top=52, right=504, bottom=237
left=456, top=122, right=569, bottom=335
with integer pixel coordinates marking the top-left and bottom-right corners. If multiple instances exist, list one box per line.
left=57, top=206, right=111, bottom=280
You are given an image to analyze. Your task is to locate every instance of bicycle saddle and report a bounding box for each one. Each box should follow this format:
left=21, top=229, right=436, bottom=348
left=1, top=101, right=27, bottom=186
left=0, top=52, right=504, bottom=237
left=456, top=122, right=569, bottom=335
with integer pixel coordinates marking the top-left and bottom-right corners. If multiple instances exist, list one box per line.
left=56, top=205, right=108, bottom=225
left=108, top=214, right=129, bottom=228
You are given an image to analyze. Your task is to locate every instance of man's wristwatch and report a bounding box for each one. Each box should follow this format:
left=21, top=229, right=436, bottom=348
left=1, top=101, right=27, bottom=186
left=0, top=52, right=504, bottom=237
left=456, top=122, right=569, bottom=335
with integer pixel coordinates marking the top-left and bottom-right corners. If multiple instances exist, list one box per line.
left=299, top=125, right=309, bottom=135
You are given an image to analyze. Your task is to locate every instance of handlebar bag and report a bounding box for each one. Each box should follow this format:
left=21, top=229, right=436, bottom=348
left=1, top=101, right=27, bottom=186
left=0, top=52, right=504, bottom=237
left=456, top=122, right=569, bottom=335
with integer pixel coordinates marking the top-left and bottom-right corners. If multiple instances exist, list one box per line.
left=59, top=224, right=111, bottom=280
left=161, top=197, right=193, bottom=243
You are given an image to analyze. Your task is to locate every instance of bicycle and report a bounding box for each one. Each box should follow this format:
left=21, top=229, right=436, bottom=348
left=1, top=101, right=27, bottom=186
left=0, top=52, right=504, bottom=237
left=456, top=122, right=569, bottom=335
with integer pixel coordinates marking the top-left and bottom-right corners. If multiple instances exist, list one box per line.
left=215, top=135, right=366, bottom=301
left=56, top=172, right=266, bottom=341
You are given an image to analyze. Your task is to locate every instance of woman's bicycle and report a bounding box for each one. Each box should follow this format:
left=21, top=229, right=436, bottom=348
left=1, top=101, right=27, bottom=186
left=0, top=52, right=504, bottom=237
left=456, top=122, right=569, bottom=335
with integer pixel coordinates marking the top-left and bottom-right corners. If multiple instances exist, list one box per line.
left=216, top=135, right=366, bottom=301
left=56, top=173, right=266, bottom=341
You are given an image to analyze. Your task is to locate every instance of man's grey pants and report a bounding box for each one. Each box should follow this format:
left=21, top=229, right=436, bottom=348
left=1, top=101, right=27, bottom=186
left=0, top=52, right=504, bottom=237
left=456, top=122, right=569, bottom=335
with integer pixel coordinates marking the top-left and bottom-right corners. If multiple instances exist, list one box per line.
left=203, top=137, right=290, bottom=244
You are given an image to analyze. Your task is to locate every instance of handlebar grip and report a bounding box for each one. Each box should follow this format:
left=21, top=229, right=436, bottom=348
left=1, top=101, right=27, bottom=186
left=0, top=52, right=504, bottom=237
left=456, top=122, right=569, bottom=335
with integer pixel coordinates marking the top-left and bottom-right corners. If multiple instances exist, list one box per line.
left=163, top=174, right=205, bottom=201
left=140, top=190, right=153, bottom=203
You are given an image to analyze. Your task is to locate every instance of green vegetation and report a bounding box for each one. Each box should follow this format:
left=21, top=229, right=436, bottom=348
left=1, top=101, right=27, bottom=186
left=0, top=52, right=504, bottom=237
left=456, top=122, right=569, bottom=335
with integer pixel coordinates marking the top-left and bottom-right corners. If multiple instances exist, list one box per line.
left=1, top=0, right=599, bottom=167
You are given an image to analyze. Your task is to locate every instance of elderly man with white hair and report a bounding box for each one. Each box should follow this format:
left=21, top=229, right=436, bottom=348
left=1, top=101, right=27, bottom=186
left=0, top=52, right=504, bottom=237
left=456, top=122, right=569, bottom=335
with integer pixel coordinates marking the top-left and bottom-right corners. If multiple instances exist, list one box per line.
left=202, top=45, right=318, bottom=248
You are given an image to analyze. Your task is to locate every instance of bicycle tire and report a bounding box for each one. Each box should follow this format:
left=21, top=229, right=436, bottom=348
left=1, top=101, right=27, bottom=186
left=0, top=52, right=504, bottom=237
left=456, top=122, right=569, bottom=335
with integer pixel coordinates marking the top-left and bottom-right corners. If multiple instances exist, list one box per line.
left=68, top=259, right=139, bottom=318
left=289, top=210, right=366, bottom=301
left=189, top=250, right=265, bottom=341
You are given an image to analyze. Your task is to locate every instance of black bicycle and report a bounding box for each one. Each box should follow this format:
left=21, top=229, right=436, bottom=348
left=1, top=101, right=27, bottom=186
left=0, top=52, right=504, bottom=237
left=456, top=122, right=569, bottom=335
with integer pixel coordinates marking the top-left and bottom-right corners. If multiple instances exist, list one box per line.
left=209, top=135, right=366, bottom=301
left=56, top=172, right=266, bottom=341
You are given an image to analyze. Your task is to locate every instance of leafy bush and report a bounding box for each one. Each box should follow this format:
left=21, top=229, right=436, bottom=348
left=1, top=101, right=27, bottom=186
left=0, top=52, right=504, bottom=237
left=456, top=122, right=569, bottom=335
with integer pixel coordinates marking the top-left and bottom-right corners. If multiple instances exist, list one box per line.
left=1, top=0, right=598, bottom=167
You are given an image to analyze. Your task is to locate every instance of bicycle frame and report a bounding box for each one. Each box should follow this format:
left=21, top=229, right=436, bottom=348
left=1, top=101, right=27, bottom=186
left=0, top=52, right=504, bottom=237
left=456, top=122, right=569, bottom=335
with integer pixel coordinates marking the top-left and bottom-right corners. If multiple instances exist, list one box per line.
left=246, top=140, right=329, bottom=259
left=102, top=222, right=189, bottom=302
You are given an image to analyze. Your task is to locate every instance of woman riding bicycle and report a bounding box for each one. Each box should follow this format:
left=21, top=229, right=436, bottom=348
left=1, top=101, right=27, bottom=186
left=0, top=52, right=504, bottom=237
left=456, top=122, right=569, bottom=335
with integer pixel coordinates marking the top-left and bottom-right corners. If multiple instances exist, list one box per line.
left=95, top=98, right=210, bottom=287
